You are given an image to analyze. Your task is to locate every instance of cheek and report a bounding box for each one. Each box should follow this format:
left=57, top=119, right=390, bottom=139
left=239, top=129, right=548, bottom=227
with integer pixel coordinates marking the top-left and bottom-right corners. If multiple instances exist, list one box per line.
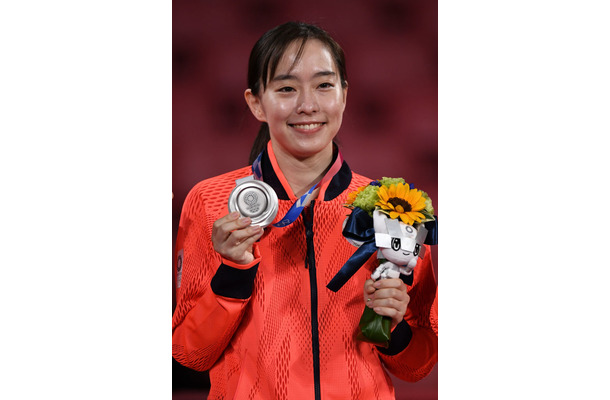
left=264, top=100, right=293, bottom=122
left=326, top=93, right=346, bottom=116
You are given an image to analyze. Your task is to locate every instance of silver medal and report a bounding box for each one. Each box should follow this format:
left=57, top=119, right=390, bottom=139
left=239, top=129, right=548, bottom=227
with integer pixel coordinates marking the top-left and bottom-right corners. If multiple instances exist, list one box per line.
left=228, top=176, right=278, bottom=227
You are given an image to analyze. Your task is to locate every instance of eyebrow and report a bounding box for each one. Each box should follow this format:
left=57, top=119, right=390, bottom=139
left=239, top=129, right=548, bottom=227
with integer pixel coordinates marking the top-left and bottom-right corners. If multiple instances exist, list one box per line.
left=271, top=71, right=337, bottom=82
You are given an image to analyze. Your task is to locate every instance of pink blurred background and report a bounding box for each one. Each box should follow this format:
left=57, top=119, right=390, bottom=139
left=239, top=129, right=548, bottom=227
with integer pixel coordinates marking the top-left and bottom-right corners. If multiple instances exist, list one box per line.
left=172, top=1, right=438, bottom=398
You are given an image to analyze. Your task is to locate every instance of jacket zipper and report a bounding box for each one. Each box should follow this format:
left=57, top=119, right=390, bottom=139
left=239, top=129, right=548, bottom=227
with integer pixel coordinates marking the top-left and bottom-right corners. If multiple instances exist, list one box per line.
left=303, top=202, right=321, bottom=400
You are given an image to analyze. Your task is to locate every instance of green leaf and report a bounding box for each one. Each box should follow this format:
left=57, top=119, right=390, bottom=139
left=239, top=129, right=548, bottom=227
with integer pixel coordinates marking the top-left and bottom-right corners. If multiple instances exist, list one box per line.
left=357, top=306, right=391, bottom=347
left=421, top=210, right=435, bottom=221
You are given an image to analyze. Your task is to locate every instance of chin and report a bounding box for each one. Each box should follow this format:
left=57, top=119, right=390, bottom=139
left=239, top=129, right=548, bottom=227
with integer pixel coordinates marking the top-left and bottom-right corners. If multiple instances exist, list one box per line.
left=295, top=136, right=335, bottom=154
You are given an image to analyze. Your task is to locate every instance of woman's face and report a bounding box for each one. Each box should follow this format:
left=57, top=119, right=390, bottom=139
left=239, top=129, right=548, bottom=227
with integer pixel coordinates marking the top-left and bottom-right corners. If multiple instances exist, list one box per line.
left=246, top=39, right=347, bottom=160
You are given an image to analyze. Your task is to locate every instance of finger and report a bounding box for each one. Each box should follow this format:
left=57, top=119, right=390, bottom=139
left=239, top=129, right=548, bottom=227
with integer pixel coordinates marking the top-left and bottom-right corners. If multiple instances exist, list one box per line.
left=373, top=287, right=408, bottom=301
left=363, top=279, right=376, bottom=306
left=229, top=223, right=263, bottom=246
left=218, top=226, right=265, bottom=264
left=227, top=216, right=255, bottom=234
left=212, top=212, right=242, bottom=238
left=372, top=306, right=403, bottom=323
left=370, top=289, right=409, bottom=314
left=373, top=278, right=406, bottom=291
left=371, top=296, right=404, bottom=311
left=213, top=211, right=241, bottom=228
left=364, top=279, right=376, bottom=294
left=213, top=216, right=254, bottom=247
left=375, top=283, right=407, bottom=302
left=372, top=298, right=408, bottom=327
left=365, top=297, right=373, bottom=307
left=233, top=226, right=264, bottom=250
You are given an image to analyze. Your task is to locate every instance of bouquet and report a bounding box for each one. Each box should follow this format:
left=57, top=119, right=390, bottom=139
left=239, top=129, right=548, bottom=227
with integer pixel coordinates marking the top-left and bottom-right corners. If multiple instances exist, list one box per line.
left=329, top=178, right=436, bottom=347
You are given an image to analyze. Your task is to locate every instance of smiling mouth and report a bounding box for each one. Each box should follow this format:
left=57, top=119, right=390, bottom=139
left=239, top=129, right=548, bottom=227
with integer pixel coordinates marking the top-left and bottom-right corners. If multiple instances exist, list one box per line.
left=289, top=123, right=325, bottom=131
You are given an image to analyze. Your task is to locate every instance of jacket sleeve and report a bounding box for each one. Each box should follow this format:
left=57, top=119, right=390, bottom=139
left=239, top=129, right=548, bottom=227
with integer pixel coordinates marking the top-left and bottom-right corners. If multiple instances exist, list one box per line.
left=375, top=245, right=438, bottom=382
left=172, top=186, right=260, bottom=371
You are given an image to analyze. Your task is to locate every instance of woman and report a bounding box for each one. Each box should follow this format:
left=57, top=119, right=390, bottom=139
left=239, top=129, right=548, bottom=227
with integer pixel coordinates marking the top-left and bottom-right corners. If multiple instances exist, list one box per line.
left=172, top=22, right=437, bottom=399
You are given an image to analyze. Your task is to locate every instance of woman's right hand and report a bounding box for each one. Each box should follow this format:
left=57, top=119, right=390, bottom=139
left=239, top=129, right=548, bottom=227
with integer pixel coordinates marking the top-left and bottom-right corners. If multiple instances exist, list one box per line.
left=212, top=211, right=265, bottom=265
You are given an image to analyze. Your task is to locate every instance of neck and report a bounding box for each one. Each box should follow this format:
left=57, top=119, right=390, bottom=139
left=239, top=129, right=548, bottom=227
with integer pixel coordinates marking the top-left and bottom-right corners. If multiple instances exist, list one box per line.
left=271, top=143, right=334, bottom=198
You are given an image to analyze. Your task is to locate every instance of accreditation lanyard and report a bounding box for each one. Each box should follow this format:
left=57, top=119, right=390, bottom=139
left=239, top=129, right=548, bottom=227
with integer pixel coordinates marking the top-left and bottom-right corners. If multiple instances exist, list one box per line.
left=251, top=149, right=343, bottom=228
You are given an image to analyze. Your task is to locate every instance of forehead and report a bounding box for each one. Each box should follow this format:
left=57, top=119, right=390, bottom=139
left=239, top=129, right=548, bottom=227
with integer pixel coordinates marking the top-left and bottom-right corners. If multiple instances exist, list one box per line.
left=273, top=39, right=337, bottom=77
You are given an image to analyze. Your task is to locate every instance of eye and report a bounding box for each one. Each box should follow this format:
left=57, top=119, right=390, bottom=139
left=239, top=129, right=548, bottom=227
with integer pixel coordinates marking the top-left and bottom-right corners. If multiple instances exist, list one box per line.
left=318, top=82, right=334, bottom=89
left=277, top=86, right=295, bottom=93
left=413, top=244, right=420, bottom=257
left=391, top=238, right=401, bottom=251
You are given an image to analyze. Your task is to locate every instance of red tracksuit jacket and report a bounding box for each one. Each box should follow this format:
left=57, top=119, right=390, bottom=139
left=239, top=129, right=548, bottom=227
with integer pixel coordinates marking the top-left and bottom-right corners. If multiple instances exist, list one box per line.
left=172, top=145, right=438, bottom=399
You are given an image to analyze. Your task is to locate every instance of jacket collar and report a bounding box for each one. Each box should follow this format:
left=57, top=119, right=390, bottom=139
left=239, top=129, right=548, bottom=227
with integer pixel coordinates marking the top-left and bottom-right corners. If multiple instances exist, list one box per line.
left=258, top=141, right=352, bottom=201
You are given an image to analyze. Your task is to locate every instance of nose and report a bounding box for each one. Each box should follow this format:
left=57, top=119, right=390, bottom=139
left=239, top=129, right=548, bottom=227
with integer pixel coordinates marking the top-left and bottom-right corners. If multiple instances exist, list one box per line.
left=296, top=89, right=319, bottom=114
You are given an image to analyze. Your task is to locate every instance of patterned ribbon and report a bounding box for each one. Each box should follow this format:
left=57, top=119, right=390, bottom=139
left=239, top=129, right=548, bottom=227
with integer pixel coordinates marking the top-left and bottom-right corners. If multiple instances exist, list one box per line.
left=252, top=149, right=344, bottom=228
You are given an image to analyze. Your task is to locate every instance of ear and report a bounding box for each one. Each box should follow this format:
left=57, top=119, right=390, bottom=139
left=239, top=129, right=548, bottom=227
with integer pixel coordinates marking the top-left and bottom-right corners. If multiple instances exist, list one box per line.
left=244, top=89, right=266, bottom=122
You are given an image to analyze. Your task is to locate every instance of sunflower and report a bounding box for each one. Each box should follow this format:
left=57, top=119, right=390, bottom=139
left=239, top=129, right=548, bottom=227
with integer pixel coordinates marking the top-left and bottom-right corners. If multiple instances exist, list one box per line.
left=346, top=185, right=367, bottom=206
left=375, top=182, right=426, bottom=225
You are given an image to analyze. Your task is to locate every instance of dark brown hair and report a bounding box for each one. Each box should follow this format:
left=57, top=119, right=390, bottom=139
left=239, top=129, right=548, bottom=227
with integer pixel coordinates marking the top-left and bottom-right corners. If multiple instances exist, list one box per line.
left=247, top=21, right=348, bottom=163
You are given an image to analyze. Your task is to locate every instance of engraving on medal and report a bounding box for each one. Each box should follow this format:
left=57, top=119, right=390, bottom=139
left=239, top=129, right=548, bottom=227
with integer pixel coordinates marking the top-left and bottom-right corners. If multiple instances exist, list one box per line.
left=237, top=187, right=267, bottom=217
left=243, top=190, right=260, bottom=214
left=228, top=177, right=278, bottom=227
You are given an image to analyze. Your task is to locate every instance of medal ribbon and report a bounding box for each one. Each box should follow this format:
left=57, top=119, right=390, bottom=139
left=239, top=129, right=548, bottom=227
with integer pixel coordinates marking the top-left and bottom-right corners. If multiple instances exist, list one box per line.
left=252, top=148, right=343, bottom=228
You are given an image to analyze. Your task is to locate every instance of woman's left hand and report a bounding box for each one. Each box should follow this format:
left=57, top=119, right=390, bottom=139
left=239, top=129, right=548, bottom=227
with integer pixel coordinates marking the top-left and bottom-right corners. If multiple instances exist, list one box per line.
left=363, top=278, right=410, bottom=329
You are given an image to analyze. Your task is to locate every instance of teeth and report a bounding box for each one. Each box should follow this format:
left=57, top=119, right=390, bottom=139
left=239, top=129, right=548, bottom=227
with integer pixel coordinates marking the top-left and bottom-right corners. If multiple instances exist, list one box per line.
left=292, top=123, right=322, bottom=130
